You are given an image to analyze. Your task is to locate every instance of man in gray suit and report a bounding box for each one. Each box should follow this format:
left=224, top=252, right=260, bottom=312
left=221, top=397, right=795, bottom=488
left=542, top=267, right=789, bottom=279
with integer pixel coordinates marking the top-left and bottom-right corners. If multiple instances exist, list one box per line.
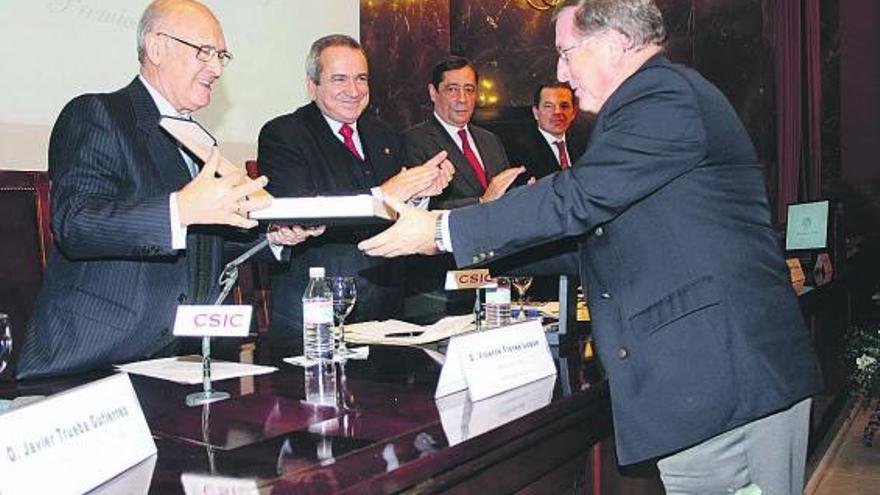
left=362, top=1, right=822, bottom=493
left=402, top=56, right=524, bottom=319
left=17, top=0, right=314, bottom=379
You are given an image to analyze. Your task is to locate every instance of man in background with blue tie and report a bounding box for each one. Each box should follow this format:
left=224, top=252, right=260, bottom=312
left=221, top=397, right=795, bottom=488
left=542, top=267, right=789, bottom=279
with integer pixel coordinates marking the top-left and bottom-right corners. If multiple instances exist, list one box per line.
left=17, top=0, right=316, bottom=380
left=257, top=34, right=454, bottom=359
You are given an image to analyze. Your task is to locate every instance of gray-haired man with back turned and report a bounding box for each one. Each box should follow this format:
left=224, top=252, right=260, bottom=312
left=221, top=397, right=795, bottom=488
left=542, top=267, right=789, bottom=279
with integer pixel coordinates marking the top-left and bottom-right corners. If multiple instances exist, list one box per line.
left=360, top=1, right=823, bottom=493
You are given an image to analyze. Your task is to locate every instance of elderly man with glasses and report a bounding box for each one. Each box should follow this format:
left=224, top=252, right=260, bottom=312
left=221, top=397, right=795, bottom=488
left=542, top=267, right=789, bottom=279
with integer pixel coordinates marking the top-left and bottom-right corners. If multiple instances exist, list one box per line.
left=360, top=1, right=822, bottom=493
left=17, top=0, right=314, bottom=380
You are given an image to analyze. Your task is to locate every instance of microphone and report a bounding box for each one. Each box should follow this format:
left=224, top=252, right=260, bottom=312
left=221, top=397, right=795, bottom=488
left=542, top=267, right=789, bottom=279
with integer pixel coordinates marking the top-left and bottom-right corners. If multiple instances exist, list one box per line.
left=214, top=238, right=270, bottom=305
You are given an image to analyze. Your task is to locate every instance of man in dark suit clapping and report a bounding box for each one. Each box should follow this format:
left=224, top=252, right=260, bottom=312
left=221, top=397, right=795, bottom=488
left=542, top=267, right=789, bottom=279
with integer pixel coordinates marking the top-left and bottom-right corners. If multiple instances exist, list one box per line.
left=257, top=35, right=454, bottom=359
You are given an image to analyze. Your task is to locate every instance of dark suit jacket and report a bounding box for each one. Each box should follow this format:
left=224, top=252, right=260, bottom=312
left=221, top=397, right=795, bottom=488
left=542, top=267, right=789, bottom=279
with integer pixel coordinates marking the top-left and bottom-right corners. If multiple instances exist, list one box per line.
left=506, top=126, right=586, bottom=185
left=403, top=115, right=509, bottom=209
left=257, top=102, right=406, bottom=356
left=399, top=116, right=511, bottom=318
left=447, top=55, right=823, bottom=464
left=17, top=78, right=235, bottom=379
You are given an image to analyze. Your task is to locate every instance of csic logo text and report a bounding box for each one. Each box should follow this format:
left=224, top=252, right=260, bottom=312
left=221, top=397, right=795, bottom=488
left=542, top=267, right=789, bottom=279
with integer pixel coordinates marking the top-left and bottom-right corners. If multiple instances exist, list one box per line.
left=193, top=313, right=245, bottom=328
left=457, top=272, right=493, bottom=285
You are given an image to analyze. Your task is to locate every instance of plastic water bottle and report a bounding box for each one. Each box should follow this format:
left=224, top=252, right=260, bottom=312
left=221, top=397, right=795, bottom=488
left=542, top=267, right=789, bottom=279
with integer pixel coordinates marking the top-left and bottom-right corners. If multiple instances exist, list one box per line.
left=303, top=267, right=334, bottom=361
left=485, top=276, right=511, bottom=328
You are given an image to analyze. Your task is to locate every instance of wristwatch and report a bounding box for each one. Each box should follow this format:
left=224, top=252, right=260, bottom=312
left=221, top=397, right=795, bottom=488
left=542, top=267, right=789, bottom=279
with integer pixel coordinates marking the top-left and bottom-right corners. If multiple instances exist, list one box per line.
left=434, top=214, right=446, bottom=251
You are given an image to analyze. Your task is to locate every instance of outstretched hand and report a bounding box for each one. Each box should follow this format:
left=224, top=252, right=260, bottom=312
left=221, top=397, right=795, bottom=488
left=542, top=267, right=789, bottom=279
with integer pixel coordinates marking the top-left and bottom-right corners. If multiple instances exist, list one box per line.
left=480, top=166, right=525, bottom=203
left=380, top=150, right=454, bottom=201
left=177, top=147, right=271, bottom=229
left=358, top=196, right=445, bottom=257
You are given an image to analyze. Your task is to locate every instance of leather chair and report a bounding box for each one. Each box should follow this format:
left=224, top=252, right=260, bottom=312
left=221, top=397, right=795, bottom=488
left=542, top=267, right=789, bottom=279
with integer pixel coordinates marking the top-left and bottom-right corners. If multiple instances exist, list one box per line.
left=0, top=171, right=52, bottom=380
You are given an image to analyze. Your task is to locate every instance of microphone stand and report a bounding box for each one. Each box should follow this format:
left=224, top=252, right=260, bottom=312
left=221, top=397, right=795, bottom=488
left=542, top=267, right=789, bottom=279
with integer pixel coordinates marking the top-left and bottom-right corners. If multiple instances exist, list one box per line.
left=186, top=239, right=269, bottom=407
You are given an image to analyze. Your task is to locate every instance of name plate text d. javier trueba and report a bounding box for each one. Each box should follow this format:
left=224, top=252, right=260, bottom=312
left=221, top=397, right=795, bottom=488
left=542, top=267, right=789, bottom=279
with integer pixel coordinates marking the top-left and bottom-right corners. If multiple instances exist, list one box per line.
left=435, top=320, right=557, bottom=401
left=0, top=373, right=156, bottom=495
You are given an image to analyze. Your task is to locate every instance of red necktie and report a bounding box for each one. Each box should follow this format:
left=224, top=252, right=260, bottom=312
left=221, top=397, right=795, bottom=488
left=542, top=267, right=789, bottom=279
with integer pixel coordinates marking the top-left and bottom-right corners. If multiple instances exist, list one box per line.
left=339, top=123, right=363, bottom=161
left=457, top=128, right=488, bottom=190
left=554, top=140, right=570, bottom=169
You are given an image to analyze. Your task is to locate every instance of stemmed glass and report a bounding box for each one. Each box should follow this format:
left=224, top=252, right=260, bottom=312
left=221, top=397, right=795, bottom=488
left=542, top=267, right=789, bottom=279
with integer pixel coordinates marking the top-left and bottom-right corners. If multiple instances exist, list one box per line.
left=0, top=313, right=12, bottom=375
left=329, top=277, right=357, bottom=359
left=511, top=277, right=534, bottom=321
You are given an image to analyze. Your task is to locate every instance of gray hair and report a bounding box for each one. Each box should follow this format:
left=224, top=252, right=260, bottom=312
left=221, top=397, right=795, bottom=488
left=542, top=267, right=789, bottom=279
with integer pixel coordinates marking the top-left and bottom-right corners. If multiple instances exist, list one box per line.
left=137, top=0, right=172, bottom=63
left=306, top=34, right=366, bottom=83
left=137, top=0, right=213, bottom=63
left=554, top=0, right=666, bottom=49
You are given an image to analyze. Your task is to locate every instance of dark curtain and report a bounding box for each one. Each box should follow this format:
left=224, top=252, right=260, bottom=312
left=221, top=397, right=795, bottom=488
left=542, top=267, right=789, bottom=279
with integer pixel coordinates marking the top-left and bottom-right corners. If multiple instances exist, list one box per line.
left=774, top=0, right=823, bottom=221
left=805, top=0, right=822, bottom=199
left=774, top=0, right=802, bottom=221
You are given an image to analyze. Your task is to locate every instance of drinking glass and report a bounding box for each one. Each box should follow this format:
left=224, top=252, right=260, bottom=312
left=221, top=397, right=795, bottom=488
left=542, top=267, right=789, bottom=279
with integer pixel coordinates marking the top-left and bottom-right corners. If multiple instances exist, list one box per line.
left=0, top=313, right=12, bottom=375
left=330, top=277, right=357, bottom=358
left=511, top=277, right=534, bottom=321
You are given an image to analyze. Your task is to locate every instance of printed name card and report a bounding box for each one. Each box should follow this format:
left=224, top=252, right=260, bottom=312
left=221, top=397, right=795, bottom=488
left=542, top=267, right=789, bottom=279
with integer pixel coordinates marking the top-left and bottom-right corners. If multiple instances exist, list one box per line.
left=445, top=269, right=495, bottom=290
left=173, top=304, right=252, bottom=337
left=0, top=373, right=156, bottom=495
left=435, top=320, right=557, bottom=401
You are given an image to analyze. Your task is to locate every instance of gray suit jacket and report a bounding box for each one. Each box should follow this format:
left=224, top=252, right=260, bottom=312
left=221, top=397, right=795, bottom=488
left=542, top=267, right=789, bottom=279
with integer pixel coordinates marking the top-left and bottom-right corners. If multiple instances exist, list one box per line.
left=403, top=115, right=509, bottom=209
left=447, top=55, right=822, bottom=464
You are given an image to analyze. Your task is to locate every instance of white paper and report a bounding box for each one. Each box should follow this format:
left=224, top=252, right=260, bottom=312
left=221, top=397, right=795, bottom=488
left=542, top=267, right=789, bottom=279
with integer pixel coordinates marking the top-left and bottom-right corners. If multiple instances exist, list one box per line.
left=116, top=356, right=276, bottom=385
left=345, top=315, right=475, bottom=346
left=250, top=194, right=392, bottom=222
left=283, top=346, right=370, bottom=367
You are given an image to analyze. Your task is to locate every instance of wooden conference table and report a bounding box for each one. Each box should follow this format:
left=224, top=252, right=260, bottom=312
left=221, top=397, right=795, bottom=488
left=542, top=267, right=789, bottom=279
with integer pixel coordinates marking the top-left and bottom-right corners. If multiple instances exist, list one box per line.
left=1, top=335, right=639, bottom=494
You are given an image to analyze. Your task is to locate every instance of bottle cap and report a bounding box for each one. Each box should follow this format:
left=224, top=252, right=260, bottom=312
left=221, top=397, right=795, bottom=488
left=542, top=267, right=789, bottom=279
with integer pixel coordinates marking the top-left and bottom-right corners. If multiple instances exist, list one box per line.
left=309, top=267, right=325, bottom=278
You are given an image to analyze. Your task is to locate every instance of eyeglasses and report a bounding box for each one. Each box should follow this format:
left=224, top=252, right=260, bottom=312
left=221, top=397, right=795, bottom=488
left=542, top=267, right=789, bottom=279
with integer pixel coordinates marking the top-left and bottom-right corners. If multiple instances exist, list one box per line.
left=557, top=35, right=602, bottom=63
left=558, top=41, right=589, bottom=63
left=157, top=32, right=233, bottom=66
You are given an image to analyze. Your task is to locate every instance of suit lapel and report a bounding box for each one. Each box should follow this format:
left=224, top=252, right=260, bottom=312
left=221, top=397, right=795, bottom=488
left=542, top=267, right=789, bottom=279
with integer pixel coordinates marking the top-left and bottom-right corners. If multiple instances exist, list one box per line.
left=303, top=103, right=370, bottom=190
left=470, top=126, right=505, bottom=179
left=535, top=128, right=562, bottom=174
left=359, top=120, right=396, bottom=185
left=128, top=78, right=192, bottom=191
left=428, top=116, right=484, bottom=194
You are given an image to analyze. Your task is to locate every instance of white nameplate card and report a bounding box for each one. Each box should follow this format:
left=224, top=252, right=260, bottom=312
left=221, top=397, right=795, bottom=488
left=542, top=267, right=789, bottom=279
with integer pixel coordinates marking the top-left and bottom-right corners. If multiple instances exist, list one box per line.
left=173, top=305, right=252, bottom=337
left=445, top=269, right=495, bottom=290
left=0, top=373, right=156, bottom=495
left=181, top=473, right=260, bottom=495
left=435, top=320, right=557, bottom=401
